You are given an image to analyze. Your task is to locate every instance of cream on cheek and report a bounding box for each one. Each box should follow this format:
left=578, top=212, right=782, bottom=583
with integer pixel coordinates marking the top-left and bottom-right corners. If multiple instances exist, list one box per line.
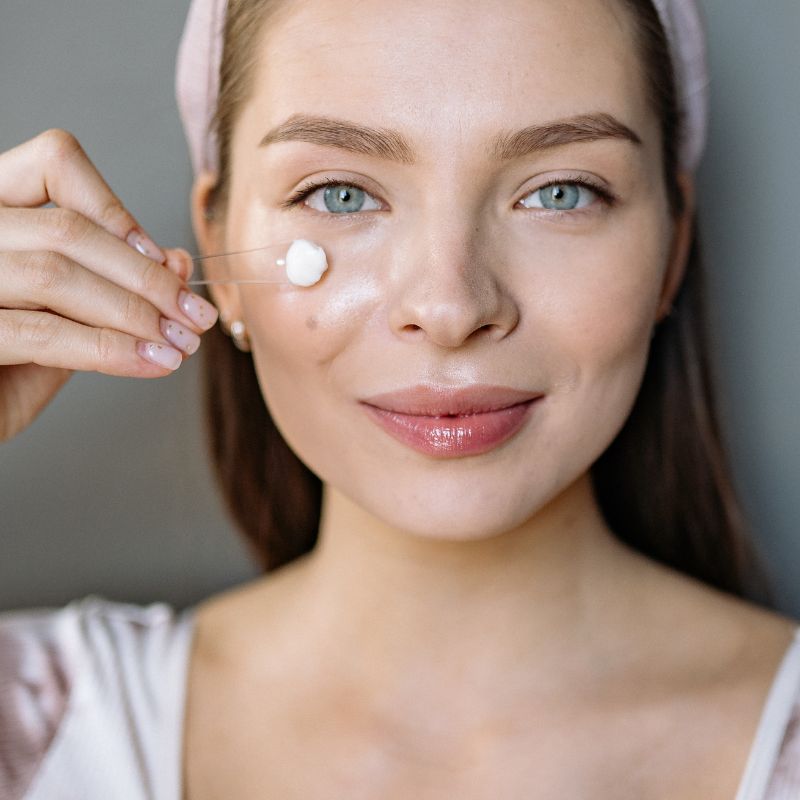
left=223, top=162, right=388, bottom=359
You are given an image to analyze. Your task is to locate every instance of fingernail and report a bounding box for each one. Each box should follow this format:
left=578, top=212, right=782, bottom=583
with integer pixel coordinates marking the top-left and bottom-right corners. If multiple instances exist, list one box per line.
left=178, top=290, right=218, bottom=330
left=127, top=229, right=167, bottom=264
left=160, top=317, right=201, bottom=355
left=137, top=341, right=182, bottom=371
left=166, top=249, right=194, bottom=281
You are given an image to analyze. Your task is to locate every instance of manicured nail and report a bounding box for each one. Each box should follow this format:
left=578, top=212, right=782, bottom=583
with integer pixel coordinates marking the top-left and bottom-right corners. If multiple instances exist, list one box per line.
left=127, top=229, right=166, bottom=264
left=137, top=341, right=182, bottom=371
left=160, top=317, right=201, bottom=355
left=166, top=249, right=194, bottom=281
left=178, top=290, right=218, bottom=330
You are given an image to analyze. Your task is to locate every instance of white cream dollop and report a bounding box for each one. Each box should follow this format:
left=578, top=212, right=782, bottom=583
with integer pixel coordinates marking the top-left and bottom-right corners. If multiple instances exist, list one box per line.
left=284, top=239, right=328, bottom=287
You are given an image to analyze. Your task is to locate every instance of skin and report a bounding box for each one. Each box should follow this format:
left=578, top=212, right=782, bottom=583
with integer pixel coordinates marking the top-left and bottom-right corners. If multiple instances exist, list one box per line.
left=182, top=0, right=800, bottom=797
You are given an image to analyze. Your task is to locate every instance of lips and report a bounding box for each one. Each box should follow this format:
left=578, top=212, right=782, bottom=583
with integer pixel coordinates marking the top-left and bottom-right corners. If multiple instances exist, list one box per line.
left=360, top=384, right=543, bottom=457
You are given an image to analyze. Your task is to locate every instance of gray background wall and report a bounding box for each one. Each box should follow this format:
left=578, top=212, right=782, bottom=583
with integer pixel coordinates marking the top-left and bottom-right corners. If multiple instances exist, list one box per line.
left=1, top=1, right=797, bottom=615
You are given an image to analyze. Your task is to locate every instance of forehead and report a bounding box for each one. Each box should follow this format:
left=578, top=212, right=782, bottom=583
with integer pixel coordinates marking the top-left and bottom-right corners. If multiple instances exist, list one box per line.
left=247, top=0, right=653, bottom=156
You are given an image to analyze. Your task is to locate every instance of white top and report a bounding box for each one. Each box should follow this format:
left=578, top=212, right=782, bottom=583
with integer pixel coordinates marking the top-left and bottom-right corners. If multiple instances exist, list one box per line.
left=0, top=594, right=799, bottom=799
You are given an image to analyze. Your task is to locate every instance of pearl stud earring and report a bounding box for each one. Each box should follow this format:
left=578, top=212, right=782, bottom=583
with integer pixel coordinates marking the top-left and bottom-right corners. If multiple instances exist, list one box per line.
left=229, top=319, right=251, bottom=352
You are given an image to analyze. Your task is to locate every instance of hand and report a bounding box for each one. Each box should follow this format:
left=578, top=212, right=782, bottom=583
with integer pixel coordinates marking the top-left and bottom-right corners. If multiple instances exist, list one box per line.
left=0, top=129, right=218, bottom=443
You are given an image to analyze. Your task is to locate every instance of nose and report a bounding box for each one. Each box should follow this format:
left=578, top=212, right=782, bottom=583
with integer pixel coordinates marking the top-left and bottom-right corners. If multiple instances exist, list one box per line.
left=388, top=224, right=520, bottom=349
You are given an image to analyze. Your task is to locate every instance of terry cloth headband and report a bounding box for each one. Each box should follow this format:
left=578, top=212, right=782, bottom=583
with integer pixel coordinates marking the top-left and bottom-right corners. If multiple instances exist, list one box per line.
left=175, top=0, right=709, bottom=177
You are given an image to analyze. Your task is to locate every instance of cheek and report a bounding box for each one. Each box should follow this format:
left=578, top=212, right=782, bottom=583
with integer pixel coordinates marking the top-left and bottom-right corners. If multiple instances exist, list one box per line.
left=527, top=218, right=669, bottom=472
left=531, top=211, right=668, bottom=368
left=226, top=181, right=389, bottom=367
left=570, top=258, right=659, bottom=368
left=242, top=271, right=384, bottom=365
left=237, top=269, right=385, bottom=470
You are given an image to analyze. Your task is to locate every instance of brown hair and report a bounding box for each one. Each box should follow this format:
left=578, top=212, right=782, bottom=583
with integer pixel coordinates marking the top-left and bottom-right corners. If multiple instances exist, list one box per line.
left=201, top=0, right=773, bottom=601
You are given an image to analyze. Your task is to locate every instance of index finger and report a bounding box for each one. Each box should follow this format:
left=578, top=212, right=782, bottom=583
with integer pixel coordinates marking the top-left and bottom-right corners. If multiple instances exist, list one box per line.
left=0, top=129, right=167, bottom=265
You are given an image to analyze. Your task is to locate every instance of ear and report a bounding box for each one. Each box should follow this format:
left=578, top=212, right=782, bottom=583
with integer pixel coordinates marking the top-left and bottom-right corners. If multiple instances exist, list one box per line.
left=655, top=172, right=695, bottom=323
left=189, top=170, right=242, bottom=325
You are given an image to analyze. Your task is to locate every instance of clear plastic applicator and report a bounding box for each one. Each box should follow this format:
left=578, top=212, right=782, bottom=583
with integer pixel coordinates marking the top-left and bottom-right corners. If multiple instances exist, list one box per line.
left=187, top=238, right=328, bottom=287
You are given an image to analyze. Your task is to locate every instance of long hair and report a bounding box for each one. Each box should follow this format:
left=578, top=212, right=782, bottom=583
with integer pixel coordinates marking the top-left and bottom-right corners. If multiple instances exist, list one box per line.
left=201, top=0, right=772, bottom=602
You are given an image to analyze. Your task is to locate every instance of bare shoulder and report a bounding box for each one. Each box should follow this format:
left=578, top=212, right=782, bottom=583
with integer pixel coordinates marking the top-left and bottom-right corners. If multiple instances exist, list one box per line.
left=594, top=551, right=800, bottom=798
left=627, top=549, right=799, bottom=690
left=189, top=555, right=314, bottom=667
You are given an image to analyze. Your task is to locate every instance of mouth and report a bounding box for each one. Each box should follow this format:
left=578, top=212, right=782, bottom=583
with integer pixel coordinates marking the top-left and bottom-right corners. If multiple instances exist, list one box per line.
left=359, top=384, right=544, bottom=458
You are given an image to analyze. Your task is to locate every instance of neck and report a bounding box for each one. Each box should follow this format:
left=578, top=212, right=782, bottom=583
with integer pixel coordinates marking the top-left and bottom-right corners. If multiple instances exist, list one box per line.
left=288, top=473, right=650, bottom=711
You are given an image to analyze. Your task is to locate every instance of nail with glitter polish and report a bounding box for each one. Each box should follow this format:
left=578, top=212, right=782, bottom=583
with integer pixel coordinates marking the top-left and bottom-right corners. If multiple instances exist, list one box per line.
left=178, top=290, right=218, bottom=330
left=137, top=341, right=182, bottom=371
left=160, top=317, right=201, bottom=355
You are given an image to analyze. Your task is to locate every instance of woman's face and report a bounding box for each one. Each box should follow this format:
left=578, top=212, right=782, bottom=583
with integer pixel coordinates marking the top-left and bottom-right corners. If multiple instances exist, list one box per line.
left=204, top=0, right=689, bottom=539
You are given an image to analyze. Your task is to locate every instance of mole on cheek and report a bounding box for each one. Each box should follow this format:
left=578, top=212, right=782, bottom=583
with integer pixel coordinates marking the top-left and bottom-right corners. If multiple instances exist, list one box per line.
left=306, top=315, right=318, bottom=330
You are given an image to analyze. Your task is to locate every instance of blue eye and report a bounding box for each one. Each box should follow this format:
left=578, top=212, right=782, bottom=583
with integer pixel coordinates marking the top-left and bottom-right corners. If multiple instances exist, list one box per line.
left=520, top=182, right=598, bottom=211
left=300, top=182, right=381, bottom=214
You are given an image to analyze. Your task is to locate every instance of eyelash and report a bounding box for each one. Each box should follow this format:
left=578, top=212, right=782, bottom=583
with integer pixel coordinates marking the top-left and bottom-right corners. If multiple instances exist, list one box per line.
left=281, top=176, right=374, bottom=210
left=282, top=174, right=617, bottom=214
left=523, top=177, right=617, bottom=210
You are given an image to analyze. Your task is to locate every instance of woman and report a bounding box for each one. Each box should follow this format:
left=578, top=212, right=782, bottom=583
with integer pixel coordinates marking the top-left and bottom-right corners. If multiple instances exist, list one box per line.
left=1, top=0, right=798, bottom=797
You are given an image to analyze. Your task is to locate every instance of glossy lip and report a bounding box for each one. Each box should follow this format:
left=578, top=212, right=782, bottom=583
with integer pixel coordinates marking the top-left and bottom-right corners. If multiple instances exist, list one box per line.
left=360, top=385, right=544, bottom=458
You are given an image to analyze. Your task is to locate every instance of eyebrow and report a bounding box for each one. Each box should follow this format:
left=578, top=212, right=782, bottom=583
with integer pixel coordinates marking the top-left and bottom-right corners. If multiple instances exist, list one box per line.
left=258, top=112, right=642, bottom=164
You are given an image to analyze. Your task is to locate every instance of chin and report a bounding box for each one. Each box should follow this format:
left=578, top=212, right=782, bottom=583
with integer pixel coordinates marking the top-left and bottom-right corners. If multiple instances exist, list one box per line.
left=348, top=465, right=576, bottom=543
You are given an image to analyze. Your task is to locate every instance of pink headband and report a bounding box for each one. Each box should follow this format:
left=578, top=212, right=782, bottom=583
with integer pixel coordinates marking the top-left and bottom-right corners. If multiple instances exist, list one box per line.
left=175, top=0, right=709, bottom=177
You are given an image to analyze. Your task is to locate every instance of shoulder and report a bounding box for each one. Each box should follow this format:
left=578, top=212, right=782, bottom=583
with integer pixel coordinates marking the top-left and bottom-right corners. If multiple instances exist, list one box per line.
left=0, top=595, right=194, bottom=800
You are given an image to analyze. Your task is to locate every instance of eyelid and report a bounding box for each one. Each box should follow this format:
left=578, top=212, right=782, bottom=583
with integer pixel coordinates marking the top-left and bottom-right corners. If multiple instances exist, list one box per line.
left=514, top=174, right=617, bottom=218
left=282, top=174, right=386, bottom=211
left=519, top=173, right=614, bottom=201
